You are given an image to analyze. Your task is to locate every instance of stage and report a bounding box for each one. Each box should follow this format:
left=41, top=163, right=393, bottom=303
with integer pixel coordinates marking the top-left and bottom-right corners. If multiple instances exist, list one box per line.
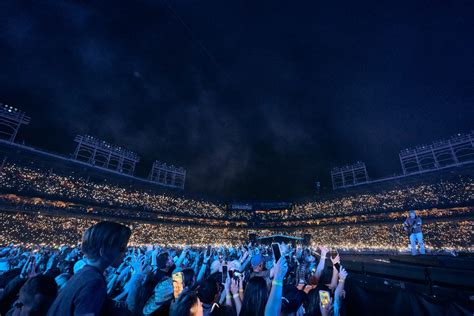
left=339, top=252, right=474, bottom=315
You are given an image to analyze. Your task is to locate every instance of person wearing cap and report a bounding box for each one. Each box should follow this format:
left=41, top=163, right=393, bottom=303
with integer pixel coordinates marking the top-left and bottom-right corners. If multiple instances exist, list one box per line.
left=250, top=254, right=273, bottom=290
left=403, top=210, right=425, bottom=255
left=142, top=277, right=174, bottom=316
left=137, top=252, right=175, bottom=315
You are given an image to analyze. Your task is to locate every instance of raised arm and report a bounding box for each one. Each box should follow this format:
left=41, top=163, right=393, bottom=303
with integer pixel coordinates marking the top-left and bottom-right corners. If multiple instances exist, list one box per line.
left=329, top=254, right=341, bottom=290
left=316, top=246, right=328, bottom=279
left=191, top=251, right=200, bottom=273
left=264, top=256, right=288, bottom=316
left=230, top=278, right=242, bottom=315
left=239, top=249, right=251, bottom=272
left=124, top=255, right=147, bottom=314
left=197, top=250, right=212, bottom=283
left=333, top=268, right=348, bottom=316
left=175, top=246, right=189, bottom=269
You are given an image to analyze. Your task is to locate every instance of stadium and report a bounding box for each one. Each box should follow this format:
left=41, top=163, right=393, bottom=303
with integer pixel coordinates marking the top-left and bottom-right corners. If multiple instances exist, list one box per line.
left=0, top=135, right=473, bottom=250
left=1, top=1, right=474, bottom=315
left=0, top=104, right=473, bottom=315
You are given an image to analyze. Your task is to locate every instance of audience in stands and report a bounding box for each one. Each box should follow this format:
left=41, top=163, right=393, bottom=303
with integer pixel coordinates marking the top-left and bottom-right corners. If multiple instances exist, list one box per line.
left=1, top=163, right=472, bottom=224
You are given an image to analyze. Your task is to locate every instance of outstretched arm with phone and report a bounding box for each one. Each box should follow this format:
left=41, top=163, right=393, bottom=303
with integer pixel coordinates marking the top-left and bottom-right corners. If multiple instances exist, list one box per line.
left=316, top=246, right=329, bottom=279
left=265, top=256, right=288, bottom=316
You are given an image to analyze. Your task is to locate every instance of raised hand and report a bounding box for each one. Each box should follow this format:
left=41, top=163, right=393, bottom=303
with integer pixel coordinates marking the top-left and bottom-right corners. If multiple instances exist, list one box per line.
left=117, top=265, right=131, bottom=282
left=224, top=271, right=231, bottom=293
left=28, top=258, right=38, bottom=278
left=318, top=246, right=329, bottom=257
left=273, top=256, right=288, bottom=282
left=131, top=254, right=146, bottom=274
left=238, top=272, right=244, bottom=293
left=330, top=254, right=340, bottom=265
left=203, top=249, right=212, bottom=264
left=193, top=252, right=202, bottom=263
left=339, top=267, right=348, bottom=281
left=230, top=278, right=239, bottom=295
left=20, top=256, right=32, bottom=279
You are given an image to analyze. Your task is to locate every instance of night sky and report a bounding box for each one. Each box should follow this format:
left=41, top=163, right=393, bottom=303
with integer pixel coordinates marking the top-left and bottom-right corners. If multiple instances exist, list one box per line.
left=0, top=0, right=473, bottom=200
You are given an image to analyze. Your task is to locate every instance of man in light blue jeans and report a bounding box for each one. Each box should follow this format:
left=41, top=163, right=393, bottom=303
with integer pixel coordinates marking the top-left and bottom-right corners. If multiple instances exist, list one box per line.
left=403, top=210, right=425, bottom=255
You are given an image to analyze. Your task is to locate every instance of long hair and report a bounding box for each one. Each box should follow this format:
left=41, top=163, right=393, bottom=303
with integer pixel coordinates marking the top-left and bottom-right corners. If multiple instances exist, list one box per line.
left=182, top=268, right=196, bottom=288
left=170, top=289, right=201, bottom=316
left=239, top=277, right=268, bottom=316
left=304, top=288, right=321, bottom=316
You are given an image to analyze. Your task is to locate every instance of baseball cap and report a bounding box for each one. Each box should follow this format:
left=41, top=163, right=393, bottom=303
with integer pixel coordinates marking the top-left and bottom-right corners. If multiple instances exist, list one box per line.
left=251, top=254, right=264, bottom=267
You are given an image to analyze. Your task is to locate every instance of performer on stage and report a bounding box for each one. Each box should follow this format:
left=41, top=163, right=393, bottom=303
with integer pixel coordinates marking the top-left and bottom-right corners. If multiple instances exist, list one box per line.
left=403, top=210, right=425, bottom=255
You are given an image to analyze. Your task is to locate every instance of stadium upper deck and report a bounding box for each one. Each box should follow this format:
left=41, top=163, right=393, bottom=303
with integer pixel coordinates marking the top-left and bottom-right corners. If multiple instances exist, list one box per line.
left=0, top=139, right=473, bottom=228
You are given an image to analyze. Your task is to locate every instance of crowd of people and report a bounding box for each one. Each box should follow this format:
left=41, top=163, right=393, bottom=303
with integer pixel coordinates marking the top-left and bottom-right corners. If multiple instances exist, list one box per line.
left=0, top=195, right=248, bottom=229
left=1, top=190, right=473, bottom=232
left=0, top=162, right=472, bottom=315
left=0, top=211, right=472, bottom=253
left=0, top=221, right=349, bottom=316
left=292, top=175, right=474, bottom=219
left=0, top=163, right=235, bottom=220
left=1, top=163, right=473, bottom=224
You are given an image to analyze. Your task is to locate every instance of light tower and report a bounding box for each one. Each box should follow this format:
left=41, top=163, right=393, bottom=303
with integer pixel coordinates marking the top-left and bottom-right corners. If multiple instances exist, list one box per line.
left=0, top=103, right=30, bottom=142
left=148, top=160, right=186, bottom=189
left=399, top=131, right=474, bottom=175
left=331, top=161, right=369, bottom=190
left=72, top=135, right=140, bottom=175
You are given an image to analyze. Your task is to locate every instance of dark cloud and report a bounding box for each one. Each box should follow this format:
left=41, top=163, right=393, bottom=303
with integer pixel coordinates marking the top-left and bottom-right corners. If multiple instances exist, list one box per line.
left=0, top=0, right=473, bottom=199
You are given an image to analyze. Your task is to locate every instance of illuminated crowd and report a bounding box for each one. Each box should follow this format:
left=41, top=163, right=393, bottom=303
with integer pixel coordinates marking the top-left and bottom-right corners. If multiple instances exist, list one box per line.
left=293, top=175, right=474, bottom=219
left=0, top=211, right=472, bottom=252
left=0, top=163, right=472, bottom=315
left=0, top=163, right=235, bottom=219
left=0, top=219, right=356, bottom=316
left=1, top=163, right=473, bottom=224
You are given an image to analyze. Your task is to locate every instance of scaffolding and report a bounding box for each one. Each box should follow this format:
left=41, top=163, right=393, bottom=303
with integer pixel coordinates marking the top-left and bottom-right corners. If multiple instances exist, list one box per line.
left=72, top=135, right=140, bottom=175
left=0, top=103, right=30, bottom=142
left=331, top=161, right=369, bottom=190
left=148, top=160, right=186, bottom=189
left=399, top=131, right=474, bottom=175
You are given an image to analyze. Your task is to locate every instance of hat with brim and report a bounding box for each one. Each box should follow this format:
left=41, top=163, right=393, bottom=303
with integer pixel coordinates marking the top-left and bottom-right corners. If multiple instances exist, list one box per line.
left=143, top=277, right=174, bottom=315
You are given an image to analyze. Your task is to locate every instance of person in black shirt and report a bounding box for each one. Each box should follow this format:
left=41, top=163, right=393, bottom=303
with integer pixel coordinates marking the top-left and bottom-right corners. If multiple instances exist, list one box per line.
left=47, top=221, right=131, bottom=316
